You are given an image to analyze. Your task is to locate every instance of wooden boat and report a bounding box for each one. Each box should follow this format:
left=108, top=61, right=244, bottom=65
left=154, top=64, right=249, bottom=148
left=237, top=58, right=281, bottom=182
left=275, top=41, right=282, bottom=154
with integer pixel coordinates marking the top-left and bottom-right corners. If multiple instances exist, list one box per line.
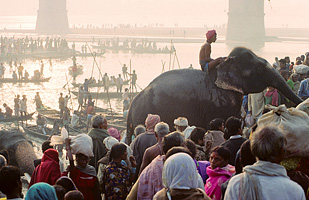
left=71, top=80, right=129, bottom=88
left=0, top=112, right=35, bottom=122
left=68, top=65, right=83, bottom=77
left=22, top=125, right=52, bottom=140
left=37, top=108, right=60, bottom=122
left=71, top=91, right=139, bottom=99
left=0, top=77, right=51, bottom=83
left=75, top=51, right=106, bottom=57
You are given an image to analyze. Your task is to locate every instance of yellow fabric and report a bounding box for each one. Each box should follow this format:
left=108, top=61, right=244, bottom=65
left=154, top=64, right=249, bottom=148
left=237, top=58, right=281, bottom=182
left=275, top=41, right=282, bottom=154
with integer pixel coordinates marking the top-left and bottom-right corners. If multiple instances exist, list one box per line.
left=280, top=157, right=301, bottom=171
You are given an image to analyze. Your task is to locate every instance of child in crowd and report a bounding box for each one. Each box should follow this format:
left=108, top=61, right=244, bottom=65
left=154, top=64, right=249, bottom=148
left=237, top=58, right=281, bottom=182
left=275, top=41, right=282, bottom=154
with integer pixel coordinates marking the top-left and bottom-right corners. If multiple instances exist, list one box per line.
left=102, top=143, right=137, bottom=200
left=205, top=146, right=235, bottom=200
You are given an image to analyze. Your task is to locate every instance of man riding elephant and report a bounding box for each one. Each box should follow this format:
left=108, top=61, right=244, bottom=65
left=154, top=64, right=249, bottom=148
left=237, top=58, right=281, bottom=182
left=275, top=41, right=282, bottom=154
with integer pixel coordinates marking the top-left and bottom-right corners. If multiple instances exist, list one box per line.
left=127, top=47, right=302, bottom=141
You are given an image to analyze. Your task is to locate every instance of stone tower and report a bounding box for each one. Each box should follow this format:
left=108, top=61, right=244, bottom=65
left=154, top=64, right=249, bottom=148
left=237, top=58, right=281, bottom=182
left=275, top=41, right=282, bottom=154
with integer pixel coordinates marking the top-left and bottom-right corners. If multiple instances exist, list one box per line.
left=226, top=0, right=265, bottom=41
left=36, top=0, right=70, bottom=33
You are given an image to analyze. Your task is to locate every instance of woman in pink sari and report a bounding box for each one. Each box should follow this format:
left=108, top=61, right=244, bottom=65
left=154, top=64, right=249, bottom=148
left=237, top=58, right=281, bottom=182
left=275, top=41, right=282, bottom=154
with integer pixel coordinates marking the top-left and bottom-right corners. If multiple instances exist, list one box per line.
left=205, top=146, right=235, bottom=200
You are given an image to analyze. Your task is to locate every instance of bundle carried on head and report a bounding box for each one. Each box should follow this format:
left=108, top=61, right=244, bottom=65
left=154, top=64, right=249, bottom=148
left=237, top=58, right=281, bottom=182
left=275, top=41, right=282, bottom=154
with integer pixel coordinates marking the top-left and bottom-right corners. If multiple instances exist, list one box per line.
left=70, top=134, right=94, bottom=157
left=296, top=98, right=309, bottom=116
left=257, top=105, right=309, bottom=158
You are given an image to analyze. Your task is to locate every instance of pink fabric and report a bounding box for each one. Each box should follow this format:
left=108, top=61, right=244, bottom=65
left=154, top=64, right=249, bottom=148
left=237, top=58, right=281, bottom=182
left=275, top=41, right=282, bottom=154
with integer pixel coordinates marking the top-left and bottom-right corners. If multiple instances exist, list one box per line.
left=265, top=89, right=279, bottom=106
left=108, top=127, right=121, bottom=141
left=206, top=30, right=216, bottom=40
left=137, top=155, right=165, bottom=200
left=205, top=165, right=235, bottom=200
left=145, top=114, right=160, bottom=132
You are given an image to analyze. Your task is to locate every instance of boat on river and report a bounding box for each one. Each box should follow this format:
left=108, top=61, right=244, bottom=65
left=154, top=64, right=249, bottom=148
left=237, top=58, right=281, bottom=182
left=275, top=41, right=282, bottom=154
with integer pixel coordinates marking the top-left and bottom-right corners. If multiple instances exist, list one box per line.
left=71, top=91, right=139, bottom=99
left=71, top=80, right=129, bottom=88
left=22, top=125, right=52, bottom=140
left=0, top=77, right=51, bottom=83
left=0, top=112, right=35, bottom=122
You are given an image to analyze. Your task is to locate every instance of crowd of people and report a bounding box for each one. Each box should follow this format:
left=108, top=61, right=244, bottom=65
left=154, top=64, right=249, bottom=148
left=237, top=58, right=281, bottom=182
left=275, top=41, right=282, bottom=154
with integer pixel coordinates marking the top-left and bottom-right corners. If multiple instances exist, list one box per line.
left=0, top=36, right=69, bottom=55
left=0, top=108, right=308, bottom=199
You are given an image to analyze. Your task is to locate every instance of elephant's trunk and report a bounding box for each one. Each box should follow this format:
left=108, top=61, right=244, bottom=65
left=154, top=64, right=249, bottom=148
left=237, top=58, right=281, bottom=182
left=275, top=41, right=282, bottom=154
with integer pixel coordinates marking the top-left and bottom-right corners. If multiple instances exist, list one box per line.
left=267, top=68, right=302, bottom=105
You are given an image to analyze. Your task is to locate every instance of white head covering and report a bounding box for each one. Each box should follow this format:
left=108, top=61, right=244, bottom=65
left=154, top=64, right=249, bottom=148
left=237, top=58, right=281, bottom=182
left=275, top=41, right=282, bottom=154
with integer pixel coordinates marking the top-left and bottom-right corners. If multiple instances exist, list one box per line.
left=103, top=136, right=133, bottom=159
left=162, top=153, right=200, bottom=190
left=174, top=117, right=188, bottom=127
left=103, top=136, right=119, bottom=151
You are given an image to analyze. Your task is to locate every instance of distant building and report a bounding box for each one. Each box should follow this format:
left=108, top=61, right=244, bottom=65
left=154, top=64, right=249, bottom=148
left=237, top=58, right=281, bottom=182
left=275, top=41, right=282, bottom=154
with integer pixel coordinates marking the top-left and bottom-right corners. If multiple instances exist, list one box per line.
left=36, top=0, right=70, bottom=34
left=226, top=0, right=265, bottom=41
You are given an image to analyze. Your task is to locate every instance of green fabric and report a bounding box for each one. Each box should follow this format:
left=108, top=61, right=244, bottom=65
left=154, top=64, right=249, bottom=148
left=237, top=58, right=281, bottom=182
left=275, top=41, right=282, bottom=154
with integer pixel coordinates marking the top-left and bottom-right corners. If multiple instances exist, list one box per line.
left=88, top=128, right=110, bottom=171
left=264, top=94, right=281, bottom=106
left=286, top=80, right=294, bottom=90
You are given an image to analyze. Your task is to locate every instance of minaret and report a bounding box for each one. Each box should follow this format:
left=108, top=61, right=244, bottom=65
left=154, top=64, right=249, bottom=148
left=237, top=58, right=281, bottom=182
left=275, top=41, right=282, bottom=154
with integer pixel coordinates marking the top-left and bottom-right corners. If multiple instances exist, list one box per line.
left=36, top=0, right=70, bottom=33
left=226, top=0, right=265, bottom=41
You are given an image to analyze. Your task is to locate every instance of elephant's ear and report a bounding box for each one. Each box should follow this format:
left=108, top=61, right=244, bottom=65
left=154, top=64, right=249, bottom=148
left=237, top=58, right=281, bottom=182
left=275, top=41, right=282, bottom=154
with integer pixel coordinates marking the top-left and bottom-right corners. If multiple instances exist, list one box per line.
left=215, top=58, right=245, bottom=94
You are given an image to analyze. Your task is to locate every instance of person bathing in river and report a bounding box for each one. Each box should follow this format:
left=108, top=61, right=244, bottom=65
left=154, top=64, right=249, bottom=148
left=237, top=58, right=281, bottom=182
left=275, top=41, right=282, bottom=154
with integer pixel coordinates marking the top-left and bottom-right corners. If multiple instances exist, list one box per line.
left=199, top=30, right=225, bottom=73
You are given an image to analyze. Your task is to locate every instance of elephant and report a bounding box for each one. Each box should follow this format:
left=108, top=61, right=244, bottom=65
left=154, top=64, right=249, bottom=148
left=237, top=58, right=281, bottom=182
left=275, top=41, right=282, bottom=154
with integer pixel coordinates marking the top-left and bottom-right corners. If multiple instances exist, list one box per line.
left=126, top=47, right=302, bottom=138
left=0, top=130, right=37, bottom=175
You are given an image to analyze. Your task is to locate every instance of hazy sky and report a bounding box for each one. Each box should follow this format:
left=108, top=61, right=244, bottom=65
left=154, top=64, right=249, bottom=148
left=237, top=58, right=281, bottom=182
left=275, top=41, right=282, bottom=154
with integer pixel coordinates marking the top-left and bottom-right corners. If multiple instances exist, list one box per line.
left=0, top=0, right=308, bottom=28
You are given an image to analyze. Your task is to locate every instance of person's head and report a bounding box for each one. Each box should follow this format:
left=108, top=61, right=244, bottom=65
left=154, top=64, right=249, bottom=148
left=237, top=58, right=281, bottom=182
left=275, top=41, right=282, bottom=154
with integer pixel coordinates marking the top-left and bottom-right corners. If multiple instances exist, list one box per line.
left=42, top=141, right=53, bottom=153
left=85, top=79, right=88, bottom=82
left=162, top=131, right=185, bottom=154
left=17, top=95, right=20, bottom=98
left=91, top=114, right=107, bottom=129
left=125, top=88, right=128, bottom=92
left=296, top=60, right=302, bottom=65
left=280, top=70, right=289, bottom=81
left=79, top=86, right=83, bottom=90
left=36, top=92, right=39, bottom=95
left=225, top=116, right=242, bottom=137
left=209, top=146, right=230, bottom=169
left=163, top=153, right=200, bottom=190
left=190, top=127, right=206, bottom=146
left=301, top=54, right=305, bottom=61
left=133, top=70, right=136, bottom=73
left=103, top=136, right=119, bottom=151
left=0, top=165, right=22, bottom=198
left=53, top=185, right=66, bottom=200
left=279, top=59, right=286, bottom=68
left=184, top=139, right=197, bottom=159
left=75, top=153, right=90, bottom=168
left=60, top=93, right=63, bottom=97
left=22, top=95, right=26, bottom=99
left=3, top=103, right=7, bottom=108
left=206, top=30, right=217, bottom=43
left=109, top=143, right=127, bottom=162
left=251, top=126, right=285, bottom=163
left=25, top=182, right=57, bottom=200
left=64, top=190, right=84, bottom=200
left=284, top=56, right=290, bottom=64
left=145, top=114, right=161, bottom=131
left=165, top=147, right=192, bottom=160
left=240, top=140, right=256, bottom=167
left=209, top=118, right=225, bottom=131
left=154, top=122, right=169, bottom=140
left=134, top=124, right=146, bottom=137
left=174, top=117, right=188, bottom=132
left=118, top=74, right=121, bottom=77
left=108, top=127, right=121, bottom=141
left=55, top=176, right=76, bottom=193
left=0, top=155, right=7, bottom=169
left=290, top=73, right=299, bottom=82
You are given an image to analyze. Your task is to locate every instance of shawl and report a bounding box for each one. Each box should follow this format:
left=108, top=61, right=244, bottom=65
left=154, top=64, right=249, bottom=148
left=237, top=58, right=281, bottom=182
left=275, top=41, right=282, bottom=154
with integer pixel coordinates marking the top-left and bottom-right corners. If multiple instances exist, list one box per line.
left=205, top=165, right=235, bottom=200
left=240, top=160, right=289, bottom=200
left=265, top=89, right=279, bottom=106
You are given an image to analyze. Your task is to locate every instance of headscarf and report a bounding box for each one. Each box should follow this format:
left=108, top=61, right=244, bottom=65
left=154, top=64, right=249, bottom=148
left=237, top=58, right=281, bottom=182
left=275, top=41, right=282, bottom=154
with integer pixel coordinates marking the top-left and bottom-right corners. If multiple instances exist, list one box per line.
left=145, top=114, right=161, bottom=132
left=162, top=153, right=201, bottom=190
left=25, top=182, right=58, bottom=200
left=206, top=30, right=216, bottom=40
left=108, top=127, right=121, bottom=141
left=103, top=136, right=133, bottom=161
